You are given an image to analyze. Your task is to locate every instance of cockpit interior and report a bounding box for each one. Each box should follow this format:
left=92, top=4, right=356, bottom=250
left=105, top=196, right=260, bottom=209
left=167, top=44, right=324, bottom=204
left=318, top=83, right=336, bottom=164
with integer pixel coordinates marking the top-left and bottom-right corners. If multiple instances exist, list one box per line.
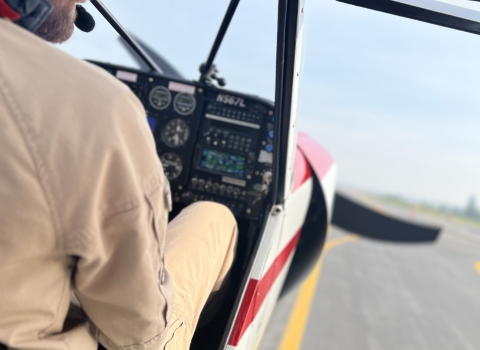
left=79, top=1, right=279, bottom=347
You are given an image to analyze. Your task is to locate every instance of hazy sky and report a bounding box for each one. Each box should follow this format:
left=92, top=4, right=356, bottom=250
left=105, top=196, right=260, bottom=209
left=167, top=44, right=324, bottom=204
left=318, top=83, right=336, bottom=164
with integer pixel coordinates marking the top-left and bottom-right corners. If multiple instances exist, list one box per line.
left=59, top=0, right=480, bottom=208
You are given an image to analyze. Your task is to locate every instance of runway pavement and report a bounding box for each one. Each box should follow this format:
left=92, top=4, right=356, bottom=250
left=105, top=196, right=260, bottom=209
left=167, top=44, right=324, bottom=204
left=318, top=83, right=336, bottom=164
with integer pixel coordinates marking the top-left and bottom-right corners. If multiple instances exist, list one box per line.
left=260, top=200, right=480, bottom=350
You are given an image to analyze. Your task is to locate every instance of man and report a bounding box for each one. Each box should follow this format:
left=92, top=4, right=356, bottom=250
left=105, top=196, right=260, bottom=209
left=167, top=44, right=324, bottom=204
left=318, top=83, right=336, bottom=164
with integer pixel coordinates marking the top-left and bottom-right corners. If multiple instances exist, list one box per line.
left=0, top=1, right=237, bottom=349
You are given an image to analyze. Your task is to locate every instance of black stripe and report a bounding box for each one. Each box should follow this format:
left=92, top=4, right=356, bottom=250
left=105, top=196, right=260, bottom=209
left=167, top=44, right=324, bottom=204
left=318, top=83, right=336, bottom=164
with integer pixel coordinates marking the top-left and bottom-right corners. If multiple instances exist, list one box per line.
left=332, top=193, right=441, bottom=242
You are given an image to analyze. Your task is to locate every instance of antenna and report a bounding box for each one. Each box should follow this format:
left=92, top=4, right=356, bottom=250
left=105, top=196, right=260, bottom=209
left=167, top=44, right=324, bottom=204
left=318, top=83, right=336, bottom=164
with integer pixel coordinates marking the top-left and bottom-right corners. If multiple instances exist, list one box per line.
left=89, top=0, right=163, bottom=74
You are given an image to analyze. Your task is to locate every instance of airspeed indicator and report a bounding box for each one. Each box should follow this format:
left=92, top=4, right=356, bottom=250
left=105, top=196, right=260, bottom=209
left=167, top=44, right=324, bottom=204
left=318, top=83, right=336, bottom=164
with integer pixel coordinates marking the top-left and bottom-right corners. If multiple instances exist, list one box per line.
left=162, top=118, right=190, bottom=148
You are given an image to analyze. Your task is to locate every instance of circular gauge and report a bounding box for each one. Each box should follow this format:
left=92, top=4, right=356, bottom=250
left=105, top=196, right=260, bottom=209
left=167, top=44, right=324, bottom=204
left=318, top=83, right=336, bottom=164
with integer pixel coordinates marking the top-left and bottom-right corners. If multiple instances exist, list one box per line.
left=173, top=93, right=196, bottom=115
left=162, top=118, right=190, bottom=148
left=149, top=86, right=171, bottom=110
left=160, top=152, right=183, bottom=180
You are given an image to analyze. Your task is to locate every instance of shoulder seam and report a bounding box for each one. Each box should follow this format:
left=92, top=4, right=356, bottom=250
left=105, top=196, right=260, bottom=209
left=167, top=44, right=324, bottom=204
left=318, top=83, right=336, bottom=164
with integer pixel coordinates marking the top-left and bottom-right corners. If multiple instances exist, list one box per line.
left=0, top=68, right=63, bottom=249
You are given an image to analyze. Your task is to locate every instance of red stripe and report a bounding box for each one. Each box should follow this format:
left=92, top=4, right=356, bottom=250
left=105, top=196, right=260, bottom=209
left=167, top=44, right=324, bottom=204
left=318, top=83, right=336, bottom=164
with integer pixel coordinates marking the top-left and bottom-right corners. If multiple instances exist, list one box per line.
left=297, top=132, right=334, bottom=180
left=228, top=229, right=302, bottom=346
left=0, top=0, right=21, bottom=21
left=292, top=148, right=312, bottom=193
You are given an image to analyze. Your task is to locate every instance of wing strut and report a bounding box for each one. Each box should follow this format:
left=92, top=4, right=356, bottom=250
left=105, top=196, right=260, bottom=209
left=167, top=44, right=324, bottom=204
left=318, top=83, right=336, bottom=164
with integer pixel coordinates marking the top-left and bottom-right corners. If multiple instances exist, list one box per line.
left=199, top=0, right=241, bottom=85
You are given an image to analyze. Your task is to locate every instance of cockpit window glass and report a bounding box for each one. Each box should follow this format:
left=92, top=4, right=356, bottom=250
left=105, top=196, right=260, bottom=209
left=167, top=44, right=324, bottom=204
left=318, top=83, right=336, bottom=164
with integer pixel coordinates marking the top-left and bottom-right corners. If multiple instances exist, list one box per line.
left=58, top=0, right=278, bottom=100
left=58, top=0, right=480, bottom=210
left=297, top=0, right=480, bottom=210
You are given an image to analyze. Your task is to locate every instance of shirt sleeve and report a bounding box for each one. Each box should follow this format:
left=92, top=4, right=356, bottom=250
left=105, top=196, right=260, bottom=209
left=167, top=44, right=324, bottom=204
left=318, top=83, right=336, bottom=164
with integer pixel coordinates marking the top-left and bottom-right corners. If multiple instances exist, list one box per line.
left=66, top=84, right=175, bottom=350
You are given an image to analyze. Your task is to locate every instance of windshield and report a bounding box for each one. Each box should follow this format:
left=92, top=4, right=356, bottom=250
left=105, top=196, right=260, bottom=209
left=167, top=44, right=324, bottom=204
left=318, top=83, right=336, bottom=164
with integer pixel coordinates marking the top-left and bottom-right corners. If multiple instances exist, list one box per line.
left=59, top=0, right=480, bottom=211
left=59, top=0, right=278, bottom=101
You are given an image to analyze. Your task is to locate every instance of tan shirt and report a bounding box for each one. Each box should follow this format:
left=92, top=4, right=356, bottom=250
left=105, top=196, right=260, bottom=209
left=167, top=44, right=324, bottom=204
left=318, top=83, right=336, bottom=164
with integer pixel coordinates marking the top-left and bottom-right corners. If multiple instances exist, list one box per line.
left=0, top=19, right=174, bottom=350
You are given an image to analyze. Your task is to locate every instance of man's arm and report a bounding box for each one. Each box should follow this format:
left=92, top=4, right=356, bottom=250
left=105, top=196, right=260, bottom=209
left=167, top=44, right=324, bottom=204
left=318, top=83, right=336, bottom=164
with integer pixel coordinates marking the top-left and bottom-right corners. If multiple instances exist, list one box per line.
left=65, top=85, right=174, bottom=350
left=73, top=182, right=173, bottom=350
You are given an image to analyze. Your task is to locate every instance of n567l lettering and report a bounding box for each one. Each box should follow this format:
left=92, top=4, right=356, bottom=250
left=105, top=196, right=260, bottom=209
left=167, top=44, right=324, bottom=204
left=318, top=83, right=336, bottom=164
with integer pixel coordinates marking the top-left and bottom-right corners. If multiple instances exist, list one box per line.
left=216, top=94, right=246, bottom=107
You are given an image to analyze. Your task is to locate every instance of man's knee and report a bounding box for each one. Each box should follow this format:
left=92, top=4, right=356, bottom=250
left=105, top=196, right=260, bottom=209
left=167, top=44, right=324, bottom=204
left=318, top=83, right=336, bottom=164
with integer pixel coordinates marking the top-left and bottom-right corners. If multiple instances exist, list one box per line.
left=188, top=201, right=237, bottom=231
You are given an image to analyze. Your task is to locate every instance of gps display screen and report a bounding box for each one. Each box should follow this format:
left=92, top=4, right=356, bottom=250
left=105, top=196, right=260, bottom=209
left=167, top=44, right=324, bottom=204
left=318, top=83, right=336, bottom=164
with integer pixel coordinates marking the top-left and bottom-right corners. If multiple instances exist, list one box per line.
left=199, top=148, right=246, bottom=177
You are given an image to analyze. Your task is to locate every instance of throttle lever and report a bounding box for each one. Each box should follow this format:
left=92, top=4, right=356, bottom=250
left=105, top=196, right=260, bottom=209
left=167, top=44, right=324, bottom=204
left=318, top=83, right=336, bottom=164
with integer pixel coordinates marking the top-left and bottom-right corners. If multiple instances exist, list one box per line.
left=253, top=171, right=273, bottom=205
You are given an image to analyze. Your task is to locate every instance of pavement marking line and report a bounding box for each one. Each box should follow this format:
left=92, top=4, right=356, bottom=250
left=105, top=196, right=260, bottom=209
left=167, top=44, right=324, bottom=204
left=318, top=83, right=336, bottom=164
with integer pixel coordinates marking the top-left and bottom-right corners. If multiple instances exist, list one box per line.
left=475, top=261, right=480, bottom=274
left=323, top=234, right=359, bottom=251
left=278, top=234, right=358, bottom=350
left=277, top=252, right=325, bottom=350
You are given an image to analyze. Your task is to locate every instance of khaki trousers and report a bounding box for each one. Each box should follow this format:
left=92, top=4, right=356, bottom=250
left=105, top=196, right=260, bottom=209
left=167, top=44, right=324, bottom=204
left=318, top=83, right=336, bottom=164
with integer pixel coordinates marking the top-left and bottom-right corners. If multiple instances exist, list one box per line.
left=160, top=202, right=238, bottom=350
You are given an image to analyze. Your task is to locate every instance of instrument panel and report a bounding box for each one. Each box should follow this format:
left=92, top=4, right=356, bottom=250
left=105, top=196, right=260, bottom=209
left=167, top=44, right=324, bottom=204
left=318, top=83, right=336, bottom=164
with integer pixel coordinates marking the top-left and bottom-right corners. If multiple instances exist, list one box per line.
left=92, top=62, right=274, bottom=220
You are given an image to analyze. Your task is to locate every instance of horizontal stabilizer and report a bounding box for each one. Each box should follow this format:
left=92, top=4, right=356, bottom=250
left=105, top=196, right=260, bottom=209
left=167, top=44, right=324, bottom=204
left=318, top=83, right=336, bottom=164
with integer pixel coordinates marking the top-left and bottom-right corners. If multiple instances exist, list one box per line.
left=332, top=193, right=441, bottom=242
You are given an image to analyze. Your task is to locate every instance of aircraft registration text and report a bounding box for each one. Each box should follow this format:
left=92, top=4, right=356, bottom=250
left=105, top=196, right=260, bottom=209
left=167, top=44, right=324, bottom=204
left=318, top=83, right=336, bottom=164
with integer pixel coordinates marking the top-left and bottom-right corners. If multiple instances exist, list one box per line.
left=217, top=93, right=246, bottom=107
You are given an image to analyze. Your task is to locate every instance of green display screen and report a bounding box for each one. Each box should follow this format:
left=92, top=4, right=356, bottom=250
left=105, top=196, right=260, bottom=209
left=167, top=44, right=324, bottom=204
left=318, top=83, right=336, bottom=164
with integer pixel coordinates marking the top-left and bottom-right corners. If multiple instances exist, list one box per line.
left=199, top=148, right=246, bottom=177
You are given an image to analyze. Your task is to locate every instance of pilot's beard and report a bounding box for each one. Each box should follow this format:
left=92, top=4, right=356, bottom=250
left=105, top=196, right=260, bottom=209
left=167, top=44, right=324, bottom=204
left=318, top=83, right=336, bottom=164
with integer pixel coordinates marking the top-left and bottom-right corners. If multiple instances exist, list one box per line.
left=35, top=1, right=76, bottom=44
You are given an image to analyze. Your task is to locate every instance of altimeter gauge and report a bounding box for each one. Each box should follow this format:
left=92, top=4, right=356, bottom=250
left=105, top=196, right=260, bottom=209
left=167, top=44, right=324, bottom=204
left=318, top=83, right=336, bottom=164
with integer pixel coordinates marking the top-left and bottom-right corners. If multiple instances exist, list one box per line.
left=162, top=118, right=190, bottom=148
left=160, top=152, right=183, bottom=180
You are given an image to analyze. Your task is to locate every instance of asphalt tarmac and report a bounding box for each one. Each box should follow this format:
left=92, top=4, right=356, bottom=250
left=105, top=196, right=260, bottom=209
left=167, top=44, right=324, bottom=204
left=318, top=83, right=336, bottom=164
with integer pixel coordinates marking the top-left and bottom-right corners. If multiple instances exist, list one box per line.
left=260, top=201, right=480, bottom=350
